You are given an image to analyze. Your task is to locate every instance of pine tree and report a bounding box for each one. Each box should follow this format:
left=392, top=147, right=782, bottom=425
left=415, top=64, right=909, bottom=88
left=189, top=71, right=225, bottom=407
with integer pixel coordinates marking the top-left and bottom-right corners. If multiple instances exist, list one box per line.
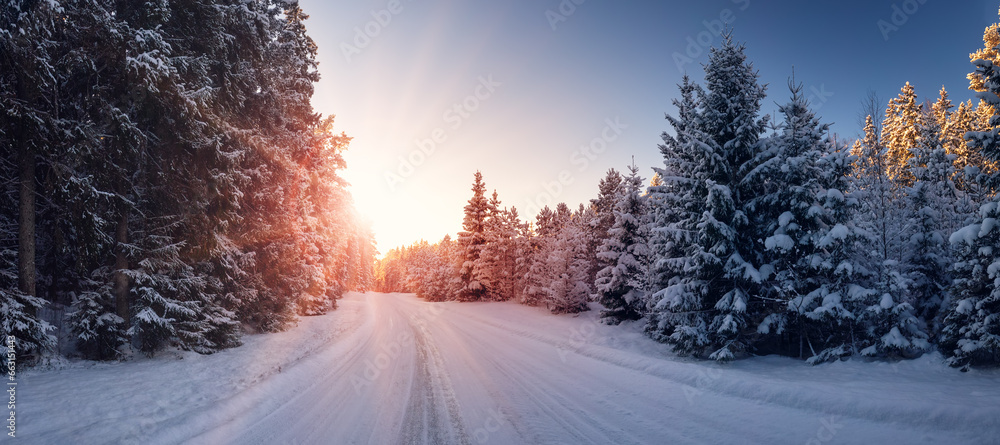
left=747, top=80, right=873, bottom=360
left=595, top=163, right=651, bottom=324
left=523, top=206, right=560, bottom=306
left=806, top=140, right=872, bottom=363
left=647, top=34, right=768, bottom=361
left=542, top=203, right=590, bottom=314
left=646, top=74, right=712, bottom=353
left=852, top=113, right=913, bottom=353
left=587, top=169, right=624, bottom=285
left=948, top=100, right=993, bottom=191
left=505, top=207, right=530, bottom=303
left=883, top=82, right=922, bottom=185
left=458, top=172, right=491, bottom=302
left=932, top=87, right=954, bottom=134
left=479, top=191, right=520, bottom=301
left=647, top=76, right=702, bottom=305
left=904, top=108, right=956, bottom=334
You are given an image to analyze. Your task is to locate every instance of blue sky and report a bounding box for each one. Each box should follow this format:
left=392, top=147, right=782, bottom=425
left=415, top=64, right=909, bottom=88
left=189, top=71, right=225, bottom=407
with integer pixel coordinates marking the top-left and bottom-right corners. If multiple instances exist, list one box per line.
left=300, top=0, right=997, bottom=253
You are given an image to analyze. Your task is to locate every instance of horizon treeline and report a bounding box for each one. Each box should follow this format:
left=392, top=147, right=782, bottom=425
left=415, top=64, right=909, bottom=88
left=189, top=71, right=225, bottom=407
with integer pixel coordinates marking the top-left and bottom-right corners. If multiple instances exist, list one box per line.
left=376, top=13, right=1000, bottom=370
left=1, top=0, right=374, bottom=363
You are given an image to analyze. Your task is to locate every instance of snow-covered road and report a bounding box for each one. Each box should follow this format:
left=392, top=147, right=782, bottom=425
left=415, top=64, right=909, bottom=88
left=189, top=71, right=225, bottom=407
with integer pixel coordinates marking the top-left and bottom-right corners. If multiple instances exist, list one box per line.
left=20, top=292, right=1000, bottom=444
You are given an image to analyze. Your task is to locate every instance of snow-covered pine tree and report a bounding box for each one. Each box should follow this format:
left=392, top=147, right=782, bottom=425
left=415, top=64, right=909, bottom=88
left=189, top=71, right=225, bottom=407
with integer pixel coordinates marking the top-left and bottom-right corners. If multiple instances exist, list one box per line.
left=648, top=172, right=664, bottom=190
left=127, top=218, right=203, bottom=355
left=403, top=240, right=433, bottom=298
left=64, top=0, right=180, bottom=360
left=412, top=242, right=442, bottom=301
left=646, top=76, right=703, bottom=311
left=746, top=79, right=868, bottom=359
left=932, top=92, right=989, bottom=238
left=851, top=112, right=914, bottom=354
left=932, top=87, right=954, bottom=134
left=522, top=206, right=559, bottom=306
left=458, top=172, right=492, bottom=302
left=854, top=138, right=941, bottom=359
left=505, top=207, right=530, bottom=303
left=700, top=34, right=771, bottom=361
left=903, top=108, right=956, bottom=336
left=646, top=75, right=713, bottom=353
left=941, top=10, right=1000, bottom=369
left=801, top=136, right=872, bottom=363
left=479, top=191, right=519, bottom=301
left=949, top=99, right=995, bottom=192
left=544, top=204, right=591, bottom=314
left=883, top=82, right=922, bottom=185
left=595, top=163, right=651, bottom=324
left=948, top=100, right=978, bottom=168
left=418, top=236, right=462, bottom=302
left=587, top=169, right=624, bottom=285
left=648, top=34, right=768, bottom=361
left=945, top=207, right=1000, bottom=369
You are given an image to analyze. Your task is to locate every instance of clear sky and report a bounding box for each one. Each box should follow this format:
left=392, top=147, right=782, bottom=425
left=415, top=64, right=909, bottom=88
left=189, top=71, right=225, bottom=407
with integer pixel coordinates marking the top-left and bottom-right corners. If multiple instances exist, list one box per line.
left=300, top=0, right=998, bottom=254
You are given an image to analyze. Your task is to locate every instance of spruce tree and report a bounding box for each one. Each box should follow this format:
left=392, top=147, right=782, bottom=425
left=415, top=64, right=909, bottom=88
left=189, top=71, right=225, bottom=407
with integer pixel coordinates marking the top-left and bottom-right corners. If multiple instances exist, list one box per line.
left=851, top=113, right=913, bottom=356
left=747, top=80, right=872, bottom=360
left=904, top=109, right=956, bottom=334
left=545, top=206, right=592, bottom=314
left=522, top=207, right=557, bottom=306
left=458, top=172, right=491, bottom=302
left=647, top=34, right=768, bottom=361
left=596, top=164, right=651, bottom=324
left=588, top=169, right=624, bottom=284
left=883, top=82, right=922, bottom=185
left=647, top=76, right=702, bottom=306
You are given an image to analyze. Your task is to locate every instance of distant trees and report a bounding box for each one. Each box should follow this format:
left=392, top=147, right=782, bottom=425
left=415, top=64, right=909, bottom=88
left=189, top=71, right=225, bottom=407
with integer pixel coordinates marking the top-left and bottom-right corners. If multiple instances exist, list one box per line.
left=376, top=173, right=596, bottom=315
left=0, top=1, right=374, bottom=363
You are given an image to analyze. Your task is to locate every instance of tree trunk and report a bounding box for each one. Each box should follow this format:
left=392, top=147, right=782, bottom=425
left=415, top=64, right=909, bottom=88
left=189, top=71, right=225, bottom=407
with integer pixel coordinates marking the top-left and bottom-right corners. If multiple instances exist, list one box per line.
left=17, top=138, right=36, bottom=309
left=113, top=210, right=130, bottom=324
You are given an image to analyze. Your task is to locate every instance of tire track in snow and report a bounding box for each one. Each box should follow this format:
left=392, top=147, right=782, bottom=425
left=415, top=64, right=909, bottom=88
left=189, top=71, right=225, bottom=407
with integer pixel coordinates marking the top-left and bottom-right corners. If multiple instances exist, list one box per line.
left=398, top=309, right=471, bottom=445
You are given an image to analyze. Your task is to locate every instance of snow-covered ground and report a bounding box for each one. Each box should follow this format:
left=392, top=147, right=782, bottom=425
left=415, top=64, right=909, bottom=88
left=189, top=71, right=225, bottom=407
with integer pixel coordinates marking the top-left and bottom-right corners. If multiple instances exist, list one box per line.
left=18, top=292, right=1000, bottom=444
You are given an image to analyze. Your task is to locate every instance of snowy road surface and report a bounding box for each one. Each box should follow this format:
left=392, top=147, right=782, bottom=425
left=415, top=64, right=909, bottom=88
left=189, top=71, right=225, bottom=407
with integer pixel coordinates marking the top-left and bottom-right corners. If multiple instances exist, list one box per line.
left=20, top=292, right=1000, bottom=444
